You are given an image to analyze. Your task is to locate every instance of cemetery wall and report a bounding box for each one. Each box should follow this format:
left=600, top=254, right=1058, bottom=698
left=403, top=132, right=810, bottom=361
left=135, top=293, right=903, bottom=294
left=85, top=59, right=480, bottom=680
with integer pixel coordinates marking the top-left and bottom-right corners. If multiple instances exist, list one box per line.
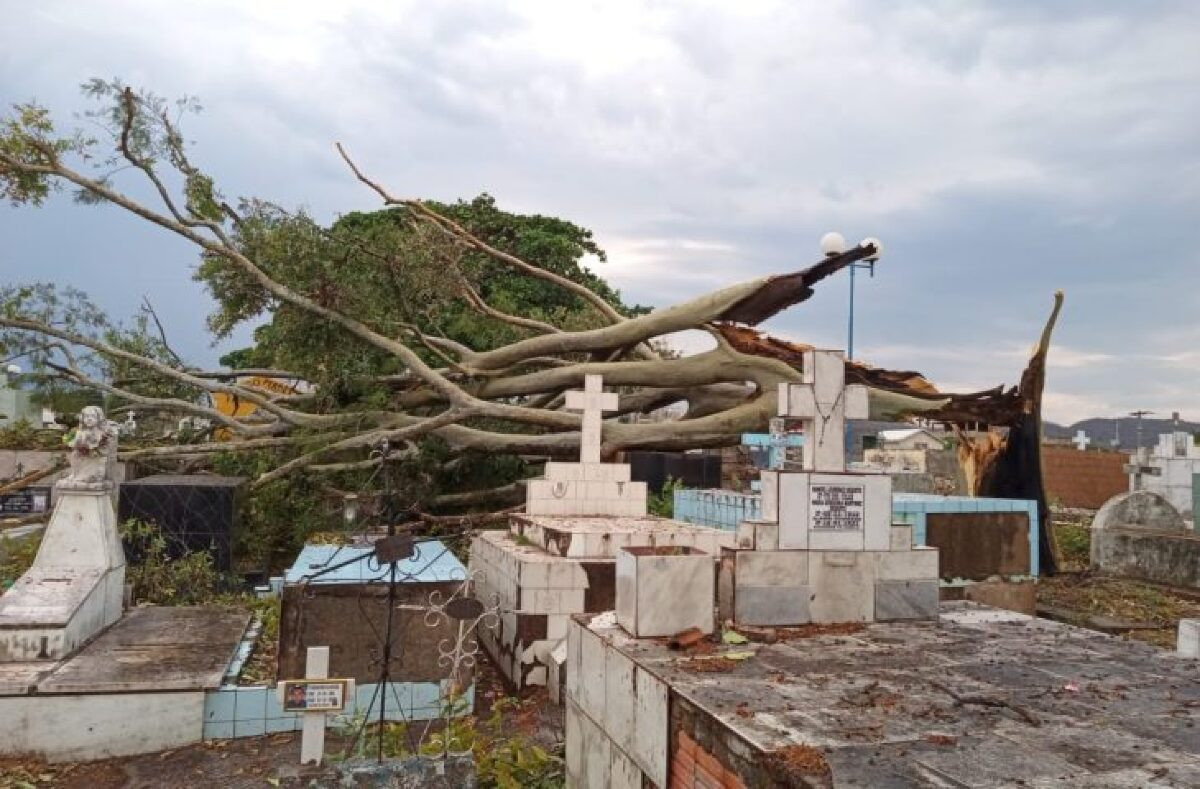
left=1041, top=446, right=1127, bottom=510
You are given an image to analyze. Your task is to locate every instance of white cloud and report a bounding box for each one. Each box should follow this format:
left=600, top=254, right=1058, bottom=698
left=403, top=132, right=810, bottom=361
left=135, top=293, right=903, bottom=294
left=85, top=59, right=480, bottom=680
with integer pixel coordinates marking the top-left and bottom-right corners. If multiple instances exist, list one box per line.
left=1, top=0, right=1198, bottom=426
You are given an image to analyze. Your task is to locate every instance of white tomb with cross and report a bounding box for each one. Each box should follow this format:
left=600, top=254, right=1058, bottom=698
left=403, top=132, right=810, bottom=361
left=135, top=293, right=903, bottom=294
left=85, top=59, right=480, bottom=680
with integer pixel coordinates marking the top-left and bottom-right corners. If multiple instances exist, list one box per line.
left=524, top=374, right=648, bottom=517
left=767, top=349, right=891, bottom=551
left=1073, top=430, right=1091, bottom=451
left=726, top=348, right=940, bottom=625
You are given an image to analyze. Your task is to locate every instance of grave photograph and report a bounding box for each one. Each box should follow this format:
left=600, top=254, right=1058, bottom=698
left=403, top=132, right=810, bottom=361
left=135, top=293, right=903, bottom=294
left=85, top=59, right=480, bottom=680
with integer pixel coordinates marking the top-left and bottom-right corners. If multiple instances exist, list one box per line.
left=2, top=2, right=1200, bottom=787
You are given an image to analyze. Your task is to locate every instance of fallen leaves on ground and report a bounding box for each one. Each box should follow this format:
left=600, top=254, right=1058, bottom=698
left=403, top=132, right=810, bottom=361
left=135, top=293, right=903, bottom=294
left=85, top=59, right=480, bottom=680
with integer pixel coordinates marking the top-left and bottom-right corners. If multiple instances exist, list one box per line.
left=1039, top=574, right=1200, bottom=647
left=775, top=622, right=865, bottom=640
left=764, top=744, right=831, bottom=781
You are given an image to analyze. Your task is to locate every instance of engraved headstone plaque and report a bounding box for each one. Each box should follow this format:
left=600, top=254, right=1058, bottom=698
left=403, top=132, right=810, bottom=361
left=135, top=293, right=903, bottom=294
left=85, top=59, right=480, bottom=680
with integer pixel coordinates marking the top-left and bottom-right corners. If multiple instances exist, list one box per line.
left=810, top=483, right=864, bottom=532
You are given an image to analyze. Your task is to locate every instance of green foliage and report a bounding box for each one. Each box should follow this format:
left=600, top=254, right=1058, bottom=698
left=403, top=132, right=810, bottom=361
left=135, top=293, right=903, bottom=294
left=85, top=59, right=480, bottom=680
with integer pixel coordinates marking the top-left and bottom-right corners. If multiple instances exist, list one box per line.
left=648, top=476, right=683, bottom=517
left=0, top=532, right=41, bottom=590
left=332, top=696, right=562, bottom=789
left=119, top=518, right=223, bottom=605
left=195, top=195, right=643, bottom=402
left=237, top=595, right=281, bottom=685
left=1052, top=521, right=1091, bottom=570
left=0, top=102, right=93, bottom=205
left=0, top=419, right=63, bottom=450
left=210, top=450, right=336, bottom=572
left=0, top=282, right=193, bottom=415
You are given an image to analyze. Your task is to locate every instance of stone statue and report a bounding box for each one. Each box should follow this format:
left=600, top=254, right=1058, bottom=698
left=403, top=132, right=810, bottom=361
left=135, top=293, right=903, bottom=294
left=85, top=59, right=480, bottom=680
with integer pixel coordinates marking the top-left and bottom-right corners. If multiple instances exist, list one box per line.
left=61, top=405, right=119, bottom=488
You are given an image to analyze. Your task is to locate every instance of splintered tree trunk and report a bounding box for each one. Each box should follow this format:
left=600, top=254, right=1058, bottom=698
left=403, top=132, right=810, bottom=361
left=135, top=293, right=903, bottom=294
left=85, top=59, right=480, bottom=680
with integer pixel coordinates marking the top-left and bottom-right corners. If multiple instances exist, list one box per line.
left=975, top=296, right=1062, bottom=576
left=979, top=413, right=1055, bottom=575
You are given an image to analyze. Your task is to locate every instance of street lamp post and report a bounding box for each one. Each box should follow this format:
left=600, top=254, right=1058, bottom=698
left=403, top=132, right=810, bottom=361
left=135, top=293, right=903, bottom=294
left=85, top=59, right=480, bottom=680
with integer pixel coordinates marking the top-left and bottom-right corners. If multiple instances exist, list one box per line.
left=820, top=232, right=883, bottom=360
left=1130, top=409, right=1153, bottom=455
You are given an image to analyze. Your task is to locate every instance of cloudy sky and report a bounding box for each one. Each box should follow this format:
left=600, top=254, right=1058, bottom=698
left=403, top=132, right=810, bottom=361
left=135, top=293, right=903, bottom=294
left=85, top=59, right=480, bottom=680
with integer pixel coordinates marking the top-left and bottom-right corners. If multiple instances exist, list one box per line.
left=2, top=0, right=1198, bottom=425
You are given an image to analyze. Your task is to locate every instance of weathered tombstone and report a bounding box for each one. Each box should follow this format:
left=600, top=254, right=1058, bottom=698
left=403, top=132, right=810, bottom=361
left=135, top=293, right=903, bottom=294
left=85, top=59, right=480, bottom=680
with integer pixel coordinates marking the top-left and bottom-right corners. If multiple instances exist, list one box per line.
left=470, top=374, right=734, bottom=690
left=0, top=406, right=125, bottom=661
left=721, top=349, right=940, bottom=625
left=0, top=485, right=51, bottom=515
left=1092, top=490, right=1186, bottom=532
left=1091, top=490, right=1200, bottom=587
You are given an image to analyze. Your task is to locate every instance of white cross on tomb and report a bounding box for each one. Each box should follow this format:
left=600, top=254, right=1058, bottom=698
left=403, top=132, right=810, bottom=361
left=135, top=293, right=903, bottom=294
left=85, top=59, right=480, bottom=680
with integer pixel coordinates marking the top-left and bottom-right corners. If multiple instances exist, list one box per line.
left=1073, top=430, right=1091, bottom=451
left=777, top=349, right=869, bottom=473
left=565, top=374, right=619, bottom=463
left=276, top=646, right=354, bottom=766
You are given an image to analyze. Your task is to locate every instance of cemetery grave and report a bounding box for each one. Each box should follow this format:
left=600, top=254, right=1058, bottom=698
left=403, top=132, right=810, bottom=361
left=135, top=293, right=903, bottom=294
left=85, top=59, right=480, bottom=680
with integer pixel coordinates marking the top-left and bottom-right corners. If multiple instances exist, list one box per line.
left=1, top=72, right=1199, bottom=788
left=469, top=374, right=737, bottom=694
left=560, top=352, right=1200, bottom=787
left=0, top=409, right=253, bottom=762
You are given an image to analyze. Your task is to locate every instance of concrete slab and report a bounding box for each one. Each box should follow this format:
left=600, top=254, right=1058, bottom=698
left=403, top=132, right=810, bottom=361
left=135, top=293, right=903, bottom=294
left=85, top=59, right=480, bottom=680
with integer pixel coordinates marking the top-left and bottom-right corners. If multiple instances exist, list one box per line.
left=0, top=660, right=57, bottom=695
left=510, top=514, right=735, bottom=559
left=35, top=606, right=250, bottom=694
left=576, top=602, right=1200, bottom=787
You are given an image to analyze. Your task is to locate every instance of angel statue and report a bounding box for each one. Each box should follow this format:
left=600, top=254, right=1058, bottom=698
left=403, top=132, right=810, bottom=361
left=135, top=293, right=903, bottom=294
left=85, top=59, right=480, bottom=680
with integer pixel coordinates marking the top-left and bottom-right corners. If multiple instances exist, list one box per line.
left=61, top=405, right=119, bottom=487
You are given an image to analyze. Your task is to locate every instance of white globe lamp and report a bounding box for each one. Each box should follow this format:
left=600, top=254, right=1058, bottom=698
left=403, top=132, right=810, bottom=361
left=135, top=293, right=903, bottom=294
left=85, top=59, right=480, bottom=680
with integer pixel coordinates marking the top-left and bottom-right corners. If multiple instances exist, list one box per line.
left=860, top=237, right=884, bottom=261
left=819, top=232, right=847, bottom=257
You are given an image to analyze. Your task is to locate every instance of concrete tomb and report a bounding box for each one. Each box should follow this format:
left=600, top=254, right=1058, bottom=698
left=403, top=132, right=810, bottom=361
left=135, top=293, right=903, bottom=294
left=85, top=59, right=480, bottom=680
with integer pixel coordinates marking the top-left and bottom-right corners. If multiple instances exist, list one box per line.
left=0, top=406, right=125, bottom=661
left=118, top=474, right=246, bottom=574
left=565, top=602, right=1200, bottom=788
left=720, top=349, right=940, bottom=627
left=1091, top=489, right=1200, bottom=588
left=469, top=375, right=734, bottom=693
left=0, top=407, right=253, bottom=762
left=1128, top=431, right=1200, bottom=519
left=276, top=541, right=475, bottom=721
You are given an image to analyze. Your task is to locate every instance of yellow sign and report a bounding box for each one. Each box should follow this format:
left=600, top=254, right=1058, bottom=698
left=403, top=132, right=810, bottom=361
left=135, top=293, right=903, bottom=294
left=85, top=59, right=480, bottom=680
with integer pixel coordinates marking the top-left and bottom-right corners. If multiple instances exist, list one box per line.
left=211, top=376, right=308, bottom=440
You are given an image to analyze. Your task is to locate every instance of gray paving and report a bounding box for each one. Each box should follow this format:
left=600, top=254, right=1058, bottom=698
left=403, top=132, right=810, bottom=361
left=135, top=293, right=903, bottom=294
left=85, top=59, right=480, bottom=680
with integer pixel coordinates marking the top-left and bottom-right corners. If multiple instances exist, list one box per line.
left=600, top=602, right=1200, bottom=787
left=32, top=606, right=250, bottom=694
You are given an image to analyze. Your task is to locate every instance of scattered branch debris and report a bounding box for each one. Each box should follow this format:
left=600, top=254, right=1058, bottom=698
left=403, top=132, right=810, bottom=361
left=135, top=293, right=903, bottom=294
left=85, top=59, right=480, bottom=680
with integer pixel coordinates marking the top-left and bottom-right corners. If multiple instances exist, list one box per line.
left=0, top=461, right=65, bottom=497
left=1038, top=573, right=1200, bottom=648
left=764, top=744, right=832, bottom=784
left=775, top=622, right=865, bottom=640
left=930, top=681, right=1041, bottom=727
left=681, top=657, right=739, bottom=673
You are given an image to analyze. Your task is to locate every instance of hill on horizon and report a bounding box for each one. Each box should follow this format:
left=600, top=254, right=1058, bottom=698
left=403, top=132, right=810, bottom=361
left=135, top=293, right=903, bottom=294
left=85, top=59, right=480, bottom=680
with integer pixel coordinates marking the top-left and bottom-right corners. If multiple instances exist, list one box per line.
left=1043, top=416, right=1200, bottom=452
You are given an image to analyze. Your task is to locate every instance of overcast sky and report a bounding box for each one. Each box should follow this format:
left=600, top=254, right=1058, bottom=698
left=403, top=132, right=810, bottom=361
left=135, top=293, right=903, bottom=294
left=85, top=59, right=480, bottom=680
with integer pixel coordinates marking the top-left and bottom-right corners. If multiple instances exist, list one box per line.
left=2, top=0, right=1198, bottom=425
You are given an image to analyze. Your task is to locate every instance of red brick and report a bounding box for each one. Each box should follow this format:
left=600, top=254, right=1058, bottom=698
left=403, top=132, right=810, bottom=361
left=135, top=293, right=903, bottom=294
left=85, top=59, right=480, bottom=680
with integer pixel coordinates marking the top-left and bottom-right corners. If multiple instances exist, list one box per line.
left=721, top=769, right=748, bottom=789
left=695, top=746, right=723, bottom=776
left=695, top=763, right=723, bottom=789
left=677, top=731, right=698, bottom=757
left=672, top=755, right=694, bottom=783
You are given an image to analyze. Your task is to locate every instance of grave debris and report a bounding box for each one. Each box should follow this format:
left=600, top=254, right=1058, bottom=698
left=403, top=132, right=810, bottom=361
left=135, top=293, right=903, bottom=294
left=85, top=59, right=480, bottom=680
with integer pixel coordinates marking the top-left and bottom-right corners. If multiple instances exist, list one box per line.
left=668, top=627, right=707, bottom=650
left=763, top=744, right=831, bottom=783
left=930, top=680, right=1041, bottom=727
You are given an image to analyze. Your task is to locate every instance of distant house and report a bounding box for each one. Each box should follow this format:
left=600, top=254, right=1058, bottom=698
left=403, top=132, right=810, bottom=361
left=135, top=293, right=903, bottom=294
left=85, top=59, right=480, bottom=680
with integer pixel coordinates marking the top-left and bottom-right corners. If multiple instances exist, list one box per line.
left=877, top=428, right=946, bottom=452
left=0, top=371, right=42, bottom=428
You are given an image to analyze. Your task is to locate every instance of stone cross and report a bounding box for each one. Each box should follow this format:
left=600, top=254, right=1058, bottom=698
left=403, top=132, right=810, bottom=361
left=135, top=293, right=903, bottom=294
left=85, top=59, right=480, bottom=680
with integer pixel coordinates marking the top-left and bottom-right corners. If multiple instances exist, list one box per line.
left=565, top=374, right=618, bottom=463
left=778, top=349, right=868, bottom=473
left=1073, top=430, right=1091, bottom=451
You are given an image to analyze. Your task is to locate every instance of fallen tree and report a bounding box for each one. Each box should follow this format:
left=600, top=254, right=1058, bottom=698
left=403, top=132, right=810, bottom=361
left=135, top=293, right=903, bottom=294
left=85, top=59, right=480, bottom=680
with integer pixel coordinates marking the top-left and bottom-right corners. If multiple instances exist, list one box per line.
left=0, top=83, right=1061, bottom=572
